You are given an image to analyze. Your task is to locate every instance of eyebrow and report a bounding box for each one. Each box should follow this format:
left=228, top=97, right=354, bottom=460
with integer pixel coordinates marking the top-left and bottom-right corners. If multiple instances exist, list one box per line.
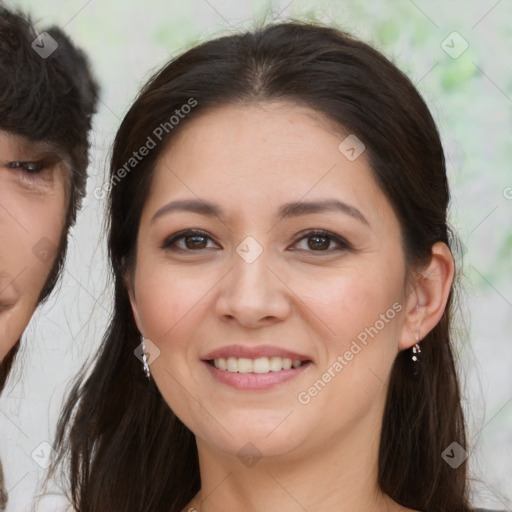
left=151, top=198, right=369, bottom=226
left=3, top=132, right=64, bottom=161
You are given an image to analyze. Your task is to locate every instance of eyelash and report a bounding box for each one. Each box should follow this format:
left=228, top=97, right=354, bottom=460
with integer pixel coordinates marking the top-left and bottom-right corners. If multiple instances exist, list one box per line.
left=161, top=229, right=351, bottom=254
left=7, top=161, right=47, bottom=183
left=8, top=161, right=45, bottom=174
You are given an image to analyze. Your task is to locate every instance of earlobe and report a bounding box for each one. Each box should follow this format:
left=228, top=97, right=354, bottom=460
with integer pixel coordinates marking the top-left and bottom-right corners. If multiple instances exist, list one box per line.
left=399, top=241, right=455, bottom=350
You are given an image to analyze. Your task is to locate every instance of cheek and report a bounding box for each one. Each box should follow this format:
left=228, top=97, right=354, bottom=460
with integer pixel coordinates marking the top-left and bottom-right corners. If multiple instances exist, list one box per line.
left=295, top=265, right=404, bottom=417
left=0, top=191, right=65, bottom=285
left=132, top=259, right=215, bottom=347
left=132, top=261, right=216, bottom=423
left=0, top=191, right=66, bottom=356
left=299, top=265, right=402, bottom=349
left=291, top=271, right=403, bottom=433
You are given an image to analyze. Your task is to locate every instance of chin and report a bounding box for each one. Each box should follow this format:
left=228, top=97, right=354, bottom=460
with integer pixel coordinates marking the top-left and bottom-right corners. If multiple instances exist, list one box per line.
left=193, top=415, right=311, bottom=461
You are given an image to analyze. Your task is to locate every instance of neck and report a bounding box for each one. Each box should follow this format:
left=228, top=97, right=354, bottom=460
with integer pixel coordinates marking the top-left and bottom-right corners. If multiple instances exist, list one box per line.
left=187, top=405, right=409, bottom=512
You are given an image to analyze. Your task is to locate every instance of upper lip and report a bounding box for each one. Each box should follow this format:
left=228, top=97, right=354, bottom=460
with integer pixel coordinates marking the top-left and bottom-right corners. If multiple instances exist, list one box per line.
left=202, top=344, right=311, bottom=362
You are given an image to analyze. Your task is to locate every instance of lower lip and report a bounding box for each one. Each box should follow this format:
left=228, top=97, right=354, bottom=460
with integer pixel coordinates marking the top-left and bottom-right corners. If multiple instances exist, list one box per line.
left=203, top=360, right=312, bottom=390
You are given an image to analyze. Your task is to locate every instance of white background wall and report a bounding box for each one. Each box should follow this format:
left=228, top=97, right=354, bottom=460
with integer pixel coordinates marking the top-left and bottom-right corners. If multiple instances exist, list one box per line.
left=1, top=0, right=511, bottom=510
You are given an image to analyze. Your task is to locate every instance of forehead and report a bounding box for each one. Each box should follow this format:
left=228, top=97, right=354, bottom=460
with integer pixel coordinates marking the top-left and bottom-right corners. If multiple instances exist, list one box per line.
left=161, top=101, right=342, bottom=168
left=145, top=102, right=395, bottom=228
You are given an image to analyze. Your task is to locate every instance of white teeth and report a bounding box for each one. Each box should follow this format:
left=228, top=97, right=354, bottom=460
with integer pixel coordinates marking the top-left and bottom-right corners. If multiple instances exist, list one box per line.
left=253, top=357, right=270, bottom=374
left=237, top=358, right=253, bottom=373
left=227, top=357, right=238, bottom=372
left=212, top=356, right=305, bottom=373
left=269, top=357, right=283, bottom=372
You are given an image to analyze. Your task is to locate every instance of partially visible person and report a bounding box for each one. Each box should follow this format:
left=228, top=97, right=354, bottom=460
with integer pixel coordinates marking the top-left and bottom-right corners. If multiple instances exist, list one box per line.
left=0, top=6, right=98, bottom=509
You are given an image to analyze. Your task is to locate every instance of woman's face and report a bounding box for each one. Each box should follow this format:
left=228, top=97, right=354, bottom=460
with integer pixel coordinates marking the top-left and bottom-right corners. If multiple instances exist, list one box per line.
left=129, top=102, right=415, bottom=460
left=0, top=131, right=67, bottom=360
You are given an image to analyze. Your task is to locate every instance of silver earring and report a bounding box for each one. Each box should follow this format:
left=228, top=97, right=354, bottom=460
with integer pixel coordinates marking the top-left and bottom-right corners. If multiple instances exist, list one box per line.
left=411, top=332, right=421, bottom=377
left=141, top=336, right=151, bottom=380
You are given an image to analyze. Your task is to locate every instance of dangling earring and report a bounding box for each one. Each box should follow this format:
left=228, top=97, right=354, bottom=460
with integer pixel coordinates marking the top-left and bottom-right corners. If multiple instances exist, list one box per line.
left=141, top=336, right=151, bottom=380
left=411, top=332, right=421, bottom=378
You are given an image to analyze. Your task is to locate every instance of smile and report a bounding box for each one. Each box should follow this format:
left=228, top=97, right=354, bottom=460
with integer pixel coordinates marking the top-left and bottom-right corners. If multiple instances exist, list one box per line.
left=204, top=358, right=312, bottom=391
left=201, top=344, right=313, bottom=390
left=209, top=356, right=306, bottom=373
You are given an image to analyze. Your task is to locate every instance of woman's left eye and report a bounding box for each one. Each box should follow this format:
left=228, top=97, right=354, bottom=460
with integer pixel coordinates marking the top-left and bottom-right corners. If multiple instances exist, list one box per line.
left=292, top=230, right=350, bottom=252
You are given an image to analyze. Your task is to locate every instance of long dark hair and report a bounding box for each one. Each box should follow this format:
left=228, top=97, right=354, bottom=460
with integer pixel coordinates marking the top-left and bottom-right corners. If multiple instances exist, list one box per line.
left=0, top=6, right=99, bottom=389
left=53, top=20, right=470, bottom=512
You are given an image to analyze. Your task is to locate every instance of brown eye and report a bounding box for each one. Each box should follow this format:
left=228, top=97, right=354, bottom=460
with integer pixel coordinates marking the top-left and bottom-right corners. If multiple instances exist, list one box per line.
left=183, top=234, right=208, bottom=249
left=162, top=229, right=219, bottom=251
left=307, top=234, right=331, bottom=250
left=292, top=230, right=351, bottom=253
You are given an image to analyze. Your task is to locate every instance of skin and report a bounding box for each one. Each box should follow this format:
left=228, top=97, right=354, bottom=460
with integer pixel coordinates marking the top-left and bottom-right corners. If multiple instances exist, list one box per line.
left=128, top=101, right=454, bottom=512
left=0, top=131, right=67, bottom=360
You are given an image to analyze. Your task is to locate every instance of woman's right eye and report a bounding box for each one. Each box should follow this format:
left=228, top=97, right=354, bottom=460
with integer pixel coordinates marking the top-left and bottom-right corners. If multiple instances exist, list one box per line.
left=162, top=230, right=219, bottom=251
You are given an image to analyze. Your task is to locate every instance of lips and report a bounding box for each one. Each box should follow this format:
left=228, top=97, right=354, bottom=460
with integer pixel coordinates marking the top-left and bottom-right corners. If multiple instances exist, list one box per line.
left=202, top=344, right=311, bottom=362
left=201, top=344, right=313, bottom=390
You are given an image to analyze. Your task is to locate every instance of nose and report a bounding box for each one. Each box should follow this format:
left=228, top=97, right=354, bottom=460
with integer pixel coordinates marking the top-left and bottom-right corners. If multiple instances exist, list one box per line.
left=214, top=243, right=292, bottom=328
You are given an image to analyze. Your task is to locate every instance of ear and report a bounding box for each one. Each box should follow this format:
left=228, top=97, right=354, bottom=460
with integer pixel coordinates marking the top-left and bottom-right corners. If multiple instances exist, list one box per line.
left=124, top=268, right=144, bottom=335
left=398, top=241, right=455, bottom=350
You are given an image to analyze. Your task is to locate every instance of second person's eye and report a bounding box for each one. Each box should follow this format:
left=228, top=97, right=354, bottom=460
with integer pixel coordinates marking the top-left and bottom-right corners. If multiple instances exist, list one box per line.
left=8, top=161, right=45, bottom=174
